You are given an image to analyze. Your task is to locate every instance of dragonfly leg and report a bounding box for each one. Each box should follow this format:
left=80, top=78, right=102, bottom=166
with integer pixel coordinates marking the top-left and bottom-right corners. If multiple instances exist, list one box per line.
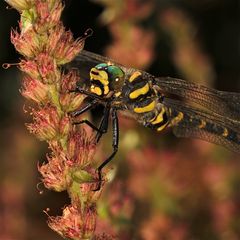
left=95, top=106, right=110, bottom=143
left=77, top=105, right=111, bottom=191
left=73, top=119, right=101, bottom=132
left=94, top=109, right=119, bottom=191
left=72, top=102, right=110, bottom=142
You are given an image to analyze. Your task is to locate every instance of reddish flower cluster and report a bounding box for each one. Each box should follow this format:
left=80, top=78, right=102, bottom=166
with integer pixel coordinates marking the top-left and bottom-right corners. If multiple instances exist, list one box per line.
left=48, top=205, right=97, bottom=240
left=6, top=0, right=103, bottom=238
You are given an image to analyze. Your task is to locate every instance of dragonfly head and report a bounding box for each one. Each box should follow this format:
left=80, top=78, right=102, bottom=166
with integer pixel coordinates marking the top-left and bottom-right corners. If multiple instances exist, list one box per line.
left=89, top=63, right=125, bottom=97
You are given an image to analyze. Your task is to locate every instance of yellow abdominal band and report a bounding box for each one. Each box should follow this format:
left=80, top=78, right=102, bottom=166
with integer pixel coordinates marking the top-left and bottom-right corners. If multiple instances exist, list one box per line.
left=134, top=101, right=155, bottom=113
left=150, top=109, right=168, bottom=131
left=129, top=71, right=142, bottom=83
left=150, top=109, right=165, bottom=124
left=129, top=83, right=150, bottom=99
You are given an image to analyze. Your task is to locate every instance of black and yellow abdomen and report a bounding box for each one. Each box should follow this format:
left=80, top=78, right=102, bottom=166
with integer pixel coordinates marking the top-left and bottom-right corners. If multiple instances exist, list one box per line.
left=122, top=71, right=169, bottom=132
left=168, top=107, right=240, bottom=151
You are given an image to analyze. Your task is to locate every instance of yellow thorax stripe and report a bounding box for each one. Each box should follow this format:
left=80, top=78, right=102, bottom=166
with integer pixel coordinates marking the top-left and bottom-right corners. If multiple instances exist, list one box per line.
left=90, top=68, right=109, bottom=85
left=129, top=71, right=142, bottom=83
left=129, top=83, right=150, bottom=99
left=134, top=101, right=155, bottom=113
left=114, top=91, right=121, bottom=97
left=90, top=86, right=102, bottom=96
left=104, top=86, right=109, bottom=95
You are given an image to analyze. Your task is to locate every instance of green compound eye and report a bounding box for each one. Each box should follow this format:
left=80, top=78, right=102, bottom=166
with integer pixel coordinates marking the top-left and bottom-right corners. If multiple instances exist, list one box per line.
left=95, top=63, right=108, bottom=70
left=107, top=65, right=125, bottom=81
left=95, top=63, right=124, bottom=80
left=95, top=63, right=125, bottom=89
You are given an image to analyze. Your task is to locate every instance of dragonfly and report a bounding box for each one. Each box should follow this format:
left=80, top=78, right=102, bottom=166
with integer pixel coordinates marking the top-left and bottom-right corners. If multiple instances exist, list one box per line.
left=69, top=49, right=240, bottom=190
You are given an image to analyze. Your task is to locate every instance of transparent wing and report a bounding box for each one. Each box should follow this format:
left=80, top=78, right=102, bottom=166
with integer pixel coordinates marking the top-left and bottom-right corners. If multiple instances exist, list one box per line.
left=154, top=77, right=240, bottom=122
left=163, top=98, right=240, bottom=153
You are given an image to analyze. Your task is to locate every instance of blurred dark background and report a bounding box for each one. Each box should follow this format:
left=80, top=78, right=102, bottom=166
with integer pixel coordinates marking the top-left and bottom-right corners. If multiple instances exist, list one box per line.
left=0, top=0, right=240, bottom=239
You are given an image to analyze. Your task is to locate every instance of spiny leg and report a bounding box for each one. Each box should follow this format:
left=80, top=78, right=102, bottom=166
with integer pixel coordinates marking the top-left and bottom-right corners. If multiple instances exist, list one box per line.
left=94, top=108, right=119, bottom=191
left=95, top=105, right=110, bottom=143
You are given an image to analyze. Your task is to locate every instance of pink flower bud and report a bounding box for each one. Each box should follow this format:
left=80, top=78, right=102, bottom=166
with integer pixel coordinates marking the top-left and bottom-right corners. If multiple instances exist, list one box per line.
left=39, top=152, right=67, bottom=191
left=21, top=76, right=49, bottom=103
left=61, top=94, right=85, bottom=112
left=35, top=53, right=60, bottom=84
left=47, top=23, right=66, bottom=53
left=35, top=0, right=63, bottom=30
left=11, top=29, right=41, bottom=58
left=27, top=106, right=60, bottom=140
left=20, top=55, right=60, bottom=84
left=51, top=30, right=85, bottom=65
left=20, top=59, right=41, bottom=79
left=48, top=205, right=97, bottom=239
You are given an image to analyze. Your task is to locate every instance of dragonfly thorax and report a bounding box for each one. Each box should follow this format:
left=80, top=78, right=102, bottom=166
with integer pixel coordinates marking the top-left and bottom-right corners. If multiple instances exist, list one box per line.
left=89, top=63, right=125, bottom=97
